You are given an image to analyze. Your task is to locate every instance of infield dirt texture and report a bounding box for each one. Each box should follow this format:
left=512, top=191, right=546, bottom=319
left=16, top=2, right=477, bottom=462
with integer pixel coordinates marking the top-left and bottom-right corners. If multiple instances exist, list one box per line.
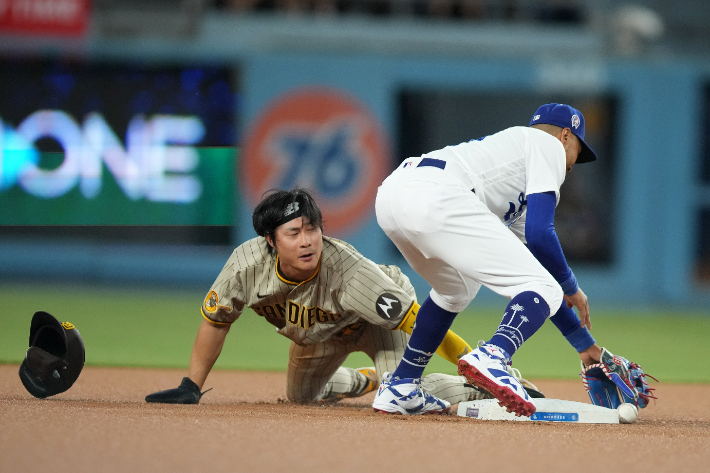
left=1, top=365, right=709, bottom=473
left=2, top=284, right=709, bottom=472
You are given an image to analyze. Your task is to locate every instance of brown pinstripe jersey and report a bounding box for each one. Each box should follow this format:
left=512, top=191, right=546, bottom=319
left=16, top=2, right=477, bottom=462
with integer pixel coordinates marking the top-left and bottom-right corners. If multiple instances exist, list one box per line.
left=200, top=236, right=417, bottom=346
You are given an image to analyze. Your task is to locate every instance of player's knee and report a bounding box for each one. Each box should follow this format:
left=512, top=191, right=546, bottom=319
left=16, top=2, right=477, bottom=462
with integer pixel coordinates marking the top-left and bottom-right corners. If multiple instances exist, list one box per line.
left=286, top=384, right=316, bottom=404
left=523, top=282, right=563, bottom=316
left=286, top=391, right=318, bottom=404
left=429, top=290, right=473, bottom=313
left=548, top=285, right=564, bottom=315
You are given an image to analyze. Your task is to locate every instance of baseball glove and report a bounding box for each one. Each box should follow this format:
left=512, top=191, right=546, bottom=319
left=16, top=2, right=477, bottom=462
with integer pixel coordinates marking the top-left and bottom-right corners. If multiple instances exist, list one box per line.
left=581, top=347, right=657, bottom=409
left=145, top=377, right=212, bottom=404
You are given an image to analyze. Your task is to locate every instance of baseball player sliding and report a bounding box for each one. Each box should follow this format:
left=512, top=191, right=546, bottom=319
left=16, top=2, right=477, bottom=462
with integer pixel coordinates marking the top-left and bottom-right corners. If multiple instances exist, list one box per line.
left=372, top=104, right=655, bottom=416
left=146, top=189, right=539, bottom=405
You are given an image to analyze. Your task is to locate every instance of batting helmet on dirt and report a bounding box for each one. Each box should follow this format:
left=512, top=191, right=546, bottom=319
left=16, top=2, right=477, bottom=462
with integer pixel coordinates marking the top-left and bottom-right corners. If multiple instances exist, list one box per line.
left=19, top=311, right=85, bottom=399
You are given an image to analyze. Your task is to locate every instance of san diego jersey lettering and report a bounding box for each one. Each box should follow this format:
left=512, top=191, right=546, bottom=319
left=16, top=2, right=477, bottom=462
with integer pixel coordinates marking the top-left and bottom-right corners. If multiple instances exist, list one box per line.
left=201, top=236, right=417, bottom=346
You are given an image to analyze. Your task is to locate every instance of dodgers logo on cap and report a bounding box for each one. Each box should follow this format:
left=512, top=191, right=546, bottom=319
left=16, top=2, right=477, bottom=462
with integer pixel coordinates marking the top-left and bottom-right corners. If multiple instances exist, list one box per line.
left=528, top=103, right=597, bottom=164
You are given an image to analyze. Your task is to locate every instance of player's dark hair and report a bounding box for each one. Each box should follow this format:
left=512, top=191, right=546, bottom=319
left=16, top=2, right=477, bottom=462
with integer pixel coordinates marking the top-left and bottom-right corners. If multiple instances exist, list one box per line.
left=252, top=188, right=323, bottom=253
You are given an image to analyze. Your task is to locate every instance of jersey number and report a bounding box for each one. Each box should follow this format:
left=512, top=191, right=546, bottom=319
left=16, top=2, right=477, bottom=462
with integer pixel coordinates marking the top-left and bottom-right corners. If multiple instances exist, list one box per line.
left=504, top=192, right=527, bottom=223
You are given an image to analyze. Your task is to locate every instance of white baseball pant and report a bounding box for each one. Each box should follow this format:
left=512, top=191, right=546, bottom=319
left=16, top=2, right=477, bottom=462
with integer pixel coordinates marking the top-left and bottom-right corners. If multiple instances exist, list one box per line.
left=375, top=159, right=563, bottom=315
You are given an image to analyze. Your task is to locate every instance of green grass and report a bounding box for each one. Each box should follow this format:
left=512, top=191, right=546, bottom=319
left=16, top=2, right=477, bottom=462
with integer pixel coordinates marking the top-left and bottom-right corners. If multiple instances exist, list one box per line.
left=2, top=282, right=709, bottom=383
left=0, top=283, right=291, bottom=371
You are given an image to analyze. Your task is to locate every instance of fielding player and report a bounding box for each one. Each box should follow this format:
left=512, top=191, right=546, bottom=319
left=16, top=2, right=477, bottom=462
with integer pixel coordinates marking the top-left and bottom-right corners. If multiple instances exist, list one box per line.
left=146, top=189, right=530, bottom=409
left=373, top=104, right=654, bottom=416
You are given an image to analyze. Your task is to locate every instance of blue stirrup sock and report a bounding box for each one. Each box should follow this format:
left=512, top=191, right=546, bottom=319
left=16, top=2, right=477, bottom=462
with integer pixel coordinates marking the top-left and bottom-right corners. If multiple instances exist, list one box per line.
left=392, top=296, right=458, bottom=380
left=487, top=291, right=550, bottom=359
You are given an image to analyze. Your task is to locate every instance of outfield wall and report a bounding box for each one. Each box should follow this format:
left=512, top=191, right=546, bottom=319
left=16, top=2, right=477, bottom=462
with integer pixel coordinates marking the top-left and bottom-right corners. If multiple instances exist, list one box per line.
left=237, top=53, right=708, bottom=306
left=1, top=14, right=709, bottom=307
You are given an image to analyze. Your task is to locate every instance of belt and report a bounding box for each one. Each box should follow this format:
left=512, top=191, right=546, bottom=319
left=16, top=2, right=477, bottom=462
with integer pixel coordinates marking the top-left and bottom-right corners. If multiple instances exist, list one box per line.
left=417, top=158, right=446, bottom=170
left=400, top=157, right=447, bottom=170
left=400, top=157, right=479, bottom=196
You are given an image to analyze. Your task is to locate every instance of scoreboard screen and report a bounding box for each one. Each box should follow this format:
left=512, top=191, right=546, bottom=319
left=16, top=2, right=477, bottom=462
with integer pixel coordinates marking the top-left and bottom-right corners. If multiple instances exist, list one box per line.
left=0, top=59, right=238, bottom=226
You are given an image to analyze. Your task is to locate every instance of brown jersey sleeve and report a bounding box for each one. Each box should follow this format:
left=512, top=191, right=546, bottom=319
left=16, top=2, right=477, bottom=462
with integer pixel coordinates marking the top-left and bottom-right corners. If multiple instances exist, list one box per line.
left=338, top=259, right=417, bottom=330
left=200, top=251, right=246, bottom=325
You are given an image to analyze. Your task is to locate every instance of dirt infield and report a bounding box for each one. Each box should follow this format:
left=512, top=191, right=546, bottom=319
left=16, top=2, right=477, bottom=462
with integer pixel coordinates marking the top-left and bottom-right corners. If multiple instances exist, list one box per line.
left=1, top=364, right=708, bottom=473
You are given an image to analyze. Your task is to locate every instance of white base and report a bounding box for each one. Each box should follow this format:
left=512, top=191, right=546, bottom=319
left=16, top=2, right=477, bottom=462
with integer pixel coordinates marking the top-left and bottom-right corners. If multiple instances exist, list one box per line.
left=457, top=398, right=619, bottom=424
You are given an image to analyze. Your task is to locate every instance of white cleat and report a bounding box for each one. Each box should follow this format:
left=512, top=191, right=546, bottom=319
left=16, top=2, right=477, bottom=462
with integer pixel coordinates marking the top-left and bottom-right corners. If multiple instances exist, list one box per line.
left=372, top=372, right=451, bottom=415
left=457, top=344, right=536, bottom=417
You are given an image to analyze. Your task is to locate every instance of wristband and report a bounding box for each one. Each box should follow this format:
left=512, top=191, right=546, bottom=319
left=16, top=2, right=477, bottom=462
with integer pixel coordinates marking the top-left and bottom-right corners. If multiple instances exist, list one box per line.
left=559, top=270, right=579, bottom=296
left=565, top=325, right=596, bottom=353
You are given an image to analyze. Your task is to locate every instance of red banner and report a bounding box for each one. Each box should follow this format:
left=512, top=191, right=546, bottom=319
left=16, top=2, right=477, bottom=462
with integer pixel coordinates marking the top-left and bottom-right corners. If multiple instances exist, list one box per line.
left=0, top=0, right=91, bottom=37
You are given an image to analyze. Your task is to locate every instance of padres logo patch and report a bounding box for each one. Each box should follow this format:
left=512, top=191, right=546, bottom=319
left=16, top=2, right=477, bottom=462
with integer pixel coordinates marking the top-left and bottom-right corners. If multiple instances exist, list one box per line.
left=204, top=291, right=220, bottom=313
left=61, top=322, right=75, bottom=330
left=375, top=293, right=402, bottom=320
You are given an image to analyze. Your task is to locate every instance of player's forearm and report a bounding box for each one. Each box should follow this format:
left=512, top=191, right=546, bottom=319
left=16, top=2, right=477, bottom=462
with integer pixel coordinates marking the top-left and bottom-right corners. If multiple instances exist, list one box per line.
left=187, top=318, right=231, bottom=389
left=549, top=302, right=595, bottom=353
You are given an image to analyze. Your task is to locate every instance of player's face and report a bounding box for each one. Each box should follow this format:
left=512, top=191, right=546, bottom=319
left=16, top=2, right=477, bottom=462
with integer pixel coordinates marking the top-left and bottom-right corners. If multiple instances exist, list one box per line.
left=561, top=130, right=582, bottom=173
left=269, top=216, right=323, bottom=282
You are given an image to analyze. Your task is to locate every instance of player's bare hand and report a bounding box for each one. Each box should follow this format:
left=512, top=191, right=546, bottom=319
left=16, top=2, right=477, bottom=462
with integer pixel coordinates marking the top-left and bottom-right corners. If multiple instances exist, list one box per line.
left=564, top=288, right=590, bottom=330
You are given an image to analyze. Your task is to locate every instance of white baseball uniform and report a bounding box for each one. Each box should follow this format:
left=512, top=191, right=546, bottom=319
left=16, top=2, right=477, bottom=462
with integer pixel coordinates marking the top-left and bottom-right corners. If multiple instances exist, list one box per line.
left=375, top=126, right=566, bottom=315
left=201, top=236, right=477, bottom=404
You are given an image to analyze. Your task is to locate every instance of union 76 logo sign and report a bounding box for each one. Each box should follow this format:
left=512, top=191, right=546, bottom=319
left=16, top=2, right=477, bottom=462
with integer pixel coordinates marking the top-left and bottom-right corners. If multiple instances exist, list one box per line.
left=241, top=87, right=391, bottom=236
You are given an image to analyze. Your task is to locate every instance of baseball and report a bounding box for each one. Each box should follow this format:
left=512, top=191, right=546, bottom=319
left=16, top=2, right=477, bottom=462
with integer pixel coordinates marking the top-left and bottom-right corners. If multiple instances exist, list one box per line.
left=618, top=403, right=638, bottom=424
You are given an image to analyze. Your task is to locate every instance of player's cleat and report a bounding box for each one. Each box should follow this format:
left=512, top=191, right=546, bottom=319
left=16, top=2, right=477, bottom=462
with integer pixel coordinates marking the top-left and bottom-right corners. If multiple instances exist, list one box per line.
left=457, top=344, right=536, bottom=417
left=474, top=340, right=544, bottom=399
left=372, top=372, right=451, bottom=415
left=356, top=367, right=378, bottom=396
left=507, top=366, right=545, bottom=398
left=466, top=368, right=544, bottom=400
